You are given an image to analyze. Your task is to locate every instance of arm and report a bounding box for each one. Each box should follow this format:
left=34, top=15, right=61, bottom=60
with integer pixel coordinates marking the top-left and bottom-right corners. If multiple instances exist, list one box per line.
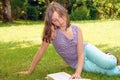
left=71, top=27, right=84, bottom=78
left=19, top=41, right=49, bottom=74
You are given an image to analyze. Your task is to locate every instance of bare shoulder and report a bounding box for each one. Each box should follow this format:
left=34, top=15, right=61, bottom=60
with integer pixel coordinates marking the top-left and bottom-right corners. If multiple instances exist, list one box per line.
left=76, top=26, right=83, bottom=39
left=72, top=25, right=82, bottom=32
left=74, top=25, right=82, bottom=34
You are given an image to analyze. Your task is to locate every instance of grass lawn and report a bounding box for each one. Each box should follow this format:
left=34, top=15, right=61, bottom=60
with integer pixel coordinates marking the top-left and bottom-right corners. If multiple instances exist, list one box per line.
left=0, top=20, right=120, bottom=80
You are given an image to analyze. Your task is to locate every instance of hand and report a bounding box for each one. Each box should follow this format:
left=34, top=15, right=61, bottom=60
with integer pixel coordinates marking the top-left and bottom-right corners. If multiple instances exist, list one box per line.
left=70, top=73, right=81, bottom=79
left=18, top=70, right=31, bottom=75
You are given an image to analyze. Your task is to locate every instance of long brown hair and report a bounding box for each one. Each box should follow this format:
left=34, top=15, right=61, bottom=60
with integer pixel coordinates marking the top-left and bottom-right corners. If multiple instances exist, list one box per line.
left=42, top=2, right=70, bottom=43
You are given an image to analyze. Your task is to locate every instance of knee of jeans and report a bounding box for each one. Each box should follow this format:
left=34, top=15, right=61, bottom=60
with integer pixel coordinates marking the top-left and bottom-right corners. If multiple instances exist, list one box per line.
left=97, top=55, right=117, bottom=69
left=105, top=55, right=117, bottom=69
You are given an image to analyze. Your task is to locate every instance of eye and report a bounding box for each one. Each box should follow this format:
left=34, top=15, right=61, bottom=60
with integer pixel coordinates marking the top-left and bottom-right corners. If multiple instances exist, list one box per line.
left=52, top=19, right=56, bottom=23
left=58, top=15, right=62, bottom=18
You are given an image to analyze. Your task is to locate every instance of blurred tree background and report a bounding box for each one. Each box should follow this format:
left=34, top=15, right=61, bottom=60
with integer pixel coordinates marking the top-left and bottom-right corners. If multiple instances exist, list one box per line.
left=0, top=0, right=120, bottom=23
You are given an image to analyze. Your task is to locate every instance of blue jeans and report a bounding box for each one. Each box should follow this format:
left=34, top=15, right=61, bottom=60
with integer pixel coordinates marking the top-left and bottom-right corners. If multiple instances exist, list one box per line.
left=77, top=43, right=120, bottom=76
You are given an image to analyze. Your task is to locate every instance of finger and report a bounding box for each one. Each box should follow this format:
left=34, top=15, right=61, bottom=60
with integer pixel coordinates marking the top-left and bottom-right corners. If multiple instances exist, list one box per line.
left=76, top=75, right=80, bottom=78
left=72, top=75, right=80, bottom=79
left=70, top=75, right=75, bottom=79
left=70, top=75, right=76, bottom=79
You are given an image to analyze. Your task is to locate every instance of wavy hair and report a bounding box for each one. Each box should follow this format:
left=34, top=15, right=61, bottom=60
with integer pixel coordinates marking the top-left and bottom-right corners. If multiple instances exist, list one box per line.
left=42, top=2, right=70, bottom=43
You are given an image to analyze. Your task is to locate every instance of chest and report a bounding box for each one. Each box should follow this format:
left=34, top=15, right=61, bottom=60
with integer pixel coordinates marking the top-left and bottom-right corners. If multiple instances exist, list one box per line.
left=52, top=26, right=78, bottom=49
left=61, top=28, right=74, bottom=40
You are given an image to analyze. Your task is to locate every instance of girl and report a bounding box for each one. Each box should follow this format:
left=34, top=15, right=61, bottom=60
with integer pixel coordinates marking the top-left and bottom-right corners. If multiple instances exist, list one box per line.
left=19, top=2, right=120, bottom=79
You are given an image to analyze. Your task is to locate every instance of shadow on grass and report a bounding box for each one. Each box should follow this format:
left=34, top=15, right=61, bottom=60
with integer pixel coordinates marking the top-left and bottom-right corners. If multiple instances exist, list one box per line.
left=0, top=41, right=120, bottom=80
left=0, top=20, right=43, bottom=27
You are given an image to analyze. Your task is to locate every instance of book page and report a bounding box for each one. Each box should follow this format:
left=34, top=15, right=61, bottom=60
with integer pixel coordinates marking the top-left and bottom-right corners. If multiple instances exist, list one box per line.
left=46, top=72, right=71, bottom=80
left=46, top=72, right=91, bottom=80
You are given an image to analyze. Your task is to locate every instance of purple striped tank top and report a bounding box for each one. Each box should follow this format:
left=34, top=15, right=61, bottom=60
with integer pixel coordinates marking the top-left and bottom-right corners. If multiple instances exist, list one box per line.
left=52, top=25, right=79, bottom=68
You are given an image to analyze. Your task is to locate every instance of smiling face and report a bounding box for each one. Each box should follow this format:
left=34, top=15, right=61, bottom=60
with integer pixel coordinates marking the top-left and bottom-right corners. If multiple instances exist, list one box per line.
left=45, top=2, right=70, bottom=29
left=52, top=11, right=67, bottom=28
left=43, top=2, right=70, bottom=42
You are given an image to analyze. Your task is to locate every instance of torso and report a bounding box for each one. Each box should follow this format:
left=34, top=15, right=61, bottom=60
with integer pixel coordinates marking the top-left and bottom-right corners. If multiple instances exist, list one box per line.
left=52, top=25, right=78, bottom=68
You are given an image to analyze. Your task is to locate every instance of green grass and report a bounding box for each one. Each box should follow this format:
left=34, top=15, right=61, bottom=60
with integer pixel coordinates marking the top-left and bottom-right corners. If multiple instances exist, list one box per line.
left=0, top=20, right=120, bottom=80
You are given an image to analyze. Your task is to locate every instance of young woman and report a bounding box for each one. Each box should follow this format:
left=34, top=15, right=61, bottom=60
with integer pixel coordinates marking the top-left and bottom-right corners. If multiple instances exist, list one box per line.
left=19, top=2, right=120, bottom=79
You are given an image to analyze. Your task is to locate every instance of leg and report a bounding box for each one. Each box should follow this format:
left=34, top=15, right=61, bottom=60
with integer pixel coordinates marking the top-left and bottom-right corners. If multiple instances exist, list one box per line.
left=84, top=43, right=117, bottom=69
left=83, top=58, right=120, bottom=76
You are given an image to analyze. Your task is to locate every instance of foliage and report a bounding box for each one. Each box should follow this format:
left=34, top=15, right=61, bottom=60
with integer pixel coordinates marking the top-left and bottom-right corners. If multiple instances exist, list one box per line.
left=85, top=0, right=120, bottom=20
left=70, top=5, right=89, bottom=20
left=0, top=1, right=2, bottom=19
left=1, top=0, right=120, bottom=20
left=11, top=0, right=27, bottom=20
left=86, top=0, right=98, bottom=20
left=27, top=0, right=46, bottom=20
left=26, top=6, right=39, bottom=20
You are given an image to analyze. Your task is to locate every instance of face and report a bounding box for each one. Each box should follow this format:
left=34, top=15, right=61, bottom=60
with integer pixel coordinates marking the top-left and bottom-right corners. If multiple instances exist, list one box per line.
left=51, top=11, right=66, bottom=28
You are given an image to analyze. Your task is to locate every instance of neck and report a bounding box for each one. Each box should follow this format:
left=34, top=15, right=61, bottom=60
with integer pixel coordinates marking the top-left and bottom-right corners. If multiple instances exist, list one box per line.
left=60, top=27, right=67, bottom=31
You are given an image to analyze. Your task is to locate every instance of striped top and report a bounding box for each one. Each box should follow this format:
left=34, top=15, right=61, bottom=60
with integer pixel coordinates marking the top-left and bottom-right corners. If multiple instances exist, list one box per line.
left=52, top=25, right=86, bottom=68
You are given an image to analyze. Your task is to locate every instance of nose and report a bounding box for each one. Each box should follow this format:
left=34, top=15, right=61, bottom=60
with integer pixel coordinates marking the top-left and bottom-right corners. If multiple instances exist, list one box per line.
left=58, top=18, right=63, bottom=25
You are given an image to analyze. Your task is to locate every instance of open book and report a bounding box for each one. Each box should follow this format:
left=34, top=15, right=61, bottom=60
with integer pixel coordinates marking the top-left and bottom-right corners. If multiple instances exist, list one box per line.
left=45, top=72, right=91, bottom=80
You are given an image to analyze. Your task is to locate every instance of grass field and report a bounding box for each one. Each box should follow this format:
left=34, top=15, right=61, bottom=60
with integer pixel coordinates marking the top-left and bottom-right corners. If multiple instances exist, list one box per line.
left=0, top=20, right=120, bottom=80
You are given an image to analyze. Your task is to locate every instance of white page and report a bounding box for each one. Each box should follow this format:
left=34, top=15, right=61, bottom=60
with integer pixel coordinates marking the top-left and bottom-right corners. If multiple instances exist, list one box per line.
left=46, top=72, right=91, bottom=80
left=46, top=72, right=71, bottom=80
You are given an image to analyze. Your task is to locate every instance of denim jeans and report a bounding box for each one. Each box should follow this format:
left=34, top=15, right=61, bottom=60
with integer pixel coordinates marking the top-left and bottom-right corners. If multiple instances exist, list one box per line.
left=76, top=43, right=120, bottom=76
